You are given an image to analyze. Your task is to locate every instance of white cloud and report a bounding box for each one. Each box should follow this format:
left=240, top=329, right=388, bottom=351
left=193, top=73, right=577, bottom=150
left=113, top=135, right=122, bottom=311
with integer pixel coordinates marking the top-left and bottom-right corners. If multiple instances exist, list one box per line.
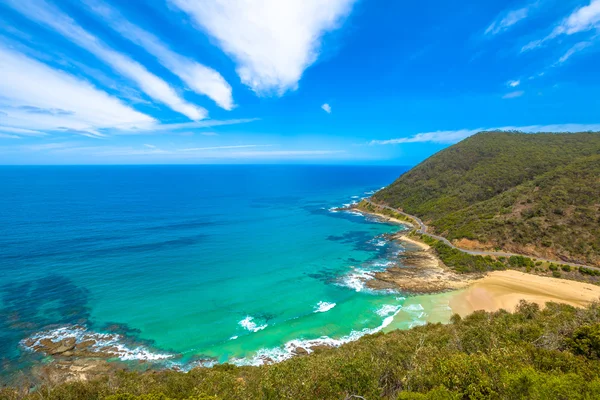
left=10, top=142, right=343, bottom=160
left=557, top=0, right=600, bottom=35
left=522, top=0, right=600, bottom=51
left=179, top=144, right=272, bottom=152
left=7, top=0, right=206, bottom=120
left=0, top=44, right=155, bottom=135
left=321, top=103, right=332, bottom=114
left=558, top=40, right=594, bottom=63
left=82, top=0, right=234, bottom=110
left=371, top=129, right=483, bottom=145
left=502, top=90, right=525, bottom=99
left=200, top=131, right=219, bottom=136
left=170, top=0, right=357, bottom=95
left=370, top=124, right=600, bottom=145
left=230, top=150, right=344, bottom=157
left=507, top=80, right=521, bottom=87
left=118, top=118, right=259, bottom=134
left=486, top=5, right=532, bottom=35
left=0, top=126, right=47, bottom=136
left=0, top=133, right=21, bottom=139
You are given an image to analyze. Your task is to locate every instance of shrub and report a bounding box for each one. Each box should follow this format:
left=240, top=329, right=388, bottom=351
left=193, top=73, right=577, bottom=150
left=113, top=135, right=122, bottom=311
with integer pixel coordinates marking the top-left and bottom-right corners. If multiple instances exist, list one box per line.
left=568, top=324, right=600, bottom=360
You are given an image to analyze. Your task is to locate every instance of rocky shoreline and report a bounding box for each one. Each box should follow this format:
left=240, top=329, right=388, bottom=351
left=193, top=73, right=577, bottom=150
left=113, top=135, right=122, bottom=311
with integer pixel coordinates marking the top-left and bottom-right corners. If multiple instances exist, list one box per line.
left=366, top=232, right=481, bottom=294
left=17, top=325, right=176, bottom=384
left=348, top=206, right=483, bottom=294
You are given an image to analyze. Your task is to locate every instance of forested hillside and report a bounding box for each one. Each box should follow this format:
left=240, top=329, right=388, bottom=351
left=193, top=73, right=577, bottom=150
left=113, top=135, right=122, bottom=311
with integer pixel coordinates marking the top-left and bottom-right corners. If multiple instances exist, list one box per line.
left=373, top=132, right=600, bottom=266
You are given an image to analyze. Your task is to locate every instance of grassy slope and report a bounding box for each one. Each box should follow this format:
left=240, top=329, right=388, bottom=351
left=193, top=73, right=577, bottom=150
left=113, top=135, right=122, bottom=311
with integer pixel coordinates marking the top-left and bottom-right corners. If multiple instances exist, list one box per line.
left=6, top=302, right=600, bottom=399
left=373, top=132, right=600, bottom=266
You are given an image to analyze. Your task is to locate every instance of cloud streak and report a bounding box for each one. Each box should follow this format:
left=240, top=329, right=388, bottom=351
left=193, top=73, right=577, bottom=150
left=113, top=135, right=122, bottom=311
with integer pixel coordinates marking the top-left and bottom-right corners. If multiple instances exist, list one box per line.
left=81, top=0, right=234, bottom=110
left=170, top=0, right=357, bottom=95
left=502, top=90, right=525, bottom=99
left=0, top=43, right=155, bottom=135
left=522, top=0, right=600, bottom=52
left=7, top=0, right=206, bottom=120
left=179, top=144, right=272, bottom=152
left=370, top=124, right=600, bottom=145
left=486, top=4, right=533, bottom=35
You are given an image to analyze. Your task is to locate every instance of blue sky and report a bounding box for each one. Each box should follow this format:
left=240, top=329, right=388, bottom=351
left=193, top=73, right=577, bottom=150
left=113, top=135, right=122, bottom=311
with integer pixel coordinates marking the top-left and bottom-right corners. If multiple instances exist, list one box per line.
left=1, top=0, right=599, bottom=165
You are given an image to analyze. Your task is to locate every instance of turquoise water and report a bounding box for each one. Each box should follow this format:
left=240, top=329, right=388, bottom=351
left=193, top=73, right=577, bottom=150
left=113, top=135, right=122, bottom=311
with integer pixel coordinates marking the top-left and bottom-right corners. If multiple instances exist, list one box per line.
left=0, top=165, right=450, bottom=376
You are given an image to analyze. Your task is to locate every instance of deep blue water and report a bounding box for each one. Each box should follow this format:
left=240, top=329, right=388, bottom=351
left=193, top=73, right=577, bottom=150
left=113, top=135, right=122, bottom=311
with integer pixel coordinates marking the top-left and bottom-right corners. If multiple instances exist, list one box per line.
left=0, top=165, right=442, bottom=378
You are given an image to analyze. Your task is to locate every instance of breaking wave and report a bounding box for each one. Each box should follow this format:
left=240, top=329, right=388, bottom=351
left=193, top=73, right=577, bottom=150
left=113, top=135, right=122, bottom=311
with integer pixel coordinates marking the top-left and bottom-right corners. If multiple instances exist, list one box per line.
left=314, top=301, right=336, bottom=313
left=238, top=316, right=268, bottom=333
left=21, top=325, right=173, bottom=361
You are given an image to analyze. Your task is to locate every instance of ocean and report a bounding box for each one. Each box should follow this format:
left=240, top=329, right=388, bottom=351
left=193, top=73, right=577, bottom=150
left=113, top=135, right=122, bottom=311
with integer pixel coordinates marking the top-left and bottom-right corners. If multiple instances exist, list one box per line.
left=0, top=165, right=453, bottom=378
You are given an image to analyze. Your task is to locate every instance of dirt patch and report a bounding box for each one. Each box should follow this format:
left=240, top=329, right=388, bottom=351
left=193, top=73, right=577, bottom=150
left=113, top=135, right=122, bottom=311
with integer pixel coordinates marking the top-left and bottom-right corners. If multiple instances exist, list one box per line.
left=452, top=238, right=494, bottom=251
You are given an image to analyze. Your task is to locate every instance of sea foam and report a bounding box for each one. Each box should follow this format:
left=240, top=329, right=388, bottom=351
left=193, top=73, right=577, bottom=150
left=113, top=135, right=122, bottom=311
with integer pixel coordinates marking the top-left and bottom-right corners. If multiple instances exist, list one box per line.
left=21, top=325, right=173, bottom=361
left=231, top=305, right=404, bottom=366
left=238, top=316, right=268, bottom=333
left=376, top=304, right=402, bottom=317
left=314, top=301, right=336, bottom=313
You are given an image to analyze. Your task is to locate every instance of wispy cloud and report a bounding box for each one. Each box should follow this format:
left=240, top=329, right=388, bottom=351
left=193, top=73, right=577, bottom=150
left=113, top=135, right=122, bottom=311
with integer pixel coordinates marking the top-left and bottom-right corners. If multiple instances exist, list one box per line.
left=558, top=40, right=594, bottom=63
left=170, top=0, right=357, bottom=95
left=371, top=129, right=483, bottom=145
left=522, top=0, right=600, bottom=52
left=507, top=80, right=521, bottom=87
left=179, top=144, right=272, bottom=152
left=0, top=43, right=155, bottom=135
left=502, top=90, right=525, bottom=99
left=486, top=3, right=535, bottom=36
left=81, top=0, right=234, bottom=110
left=6, top=0, right=206, bottom=120
left=118, top=118, right=259, bottom=134
left=321, top=103, right=332, bottom=114
left=11, top=142, right=343, bottom=160
left=0, top=126, right=47, bottom=137
left=555, top=0, right=600, bottom=35
left=370, top=124, right=600, bottom=145
left=0, top=133, right=21, bottom=139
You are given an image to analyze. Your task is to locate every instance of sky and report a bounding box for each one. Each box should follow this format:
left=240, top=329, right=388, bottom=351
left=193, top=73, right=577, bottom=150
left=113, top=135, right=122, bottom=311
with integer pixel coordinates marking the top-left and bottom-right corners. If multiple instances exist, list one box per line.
left=1, top=0, right=600, bottom=165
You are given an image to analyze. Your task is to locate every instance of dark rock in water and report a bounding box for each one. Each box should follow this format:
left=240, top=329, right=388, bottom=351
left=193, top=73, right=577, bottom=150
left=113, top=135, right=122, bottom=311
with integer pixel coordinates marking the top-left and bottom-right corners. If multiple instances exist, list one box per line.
left=49, top=338, right=76, bottom=355
left=33, top=337, right=77, bottom=356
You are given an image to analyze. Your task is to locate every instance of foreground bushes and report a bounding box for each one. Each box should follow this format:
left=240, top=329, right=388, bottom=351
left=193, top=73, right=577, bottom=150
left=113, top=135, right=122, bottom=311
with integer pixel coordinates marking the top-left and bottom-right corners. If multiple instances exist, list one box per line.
left=4, top=302, right=600, bottom=399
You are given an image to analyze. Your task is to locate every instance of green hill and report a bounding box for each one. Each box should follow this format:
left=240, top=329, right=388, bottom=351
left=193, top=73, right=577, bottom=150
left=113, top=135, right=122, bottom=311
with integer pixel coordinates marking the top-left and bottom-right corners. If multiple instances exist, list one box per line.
left=373, top=132, right=600, bottom=266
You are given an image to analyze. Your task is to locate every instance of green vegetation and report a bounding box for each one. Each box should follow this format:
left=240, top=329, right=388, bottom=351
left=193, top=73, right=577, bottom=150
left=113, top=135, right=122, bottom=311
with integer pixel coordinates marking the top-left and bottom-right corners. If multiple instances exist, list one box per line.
left=411, top=233, right=600, bottom=286
left=373, top=132, right=600, bottom=266
left=6, top=302, right=600, bottom=399
left=416, top=233, right=506, bottom=273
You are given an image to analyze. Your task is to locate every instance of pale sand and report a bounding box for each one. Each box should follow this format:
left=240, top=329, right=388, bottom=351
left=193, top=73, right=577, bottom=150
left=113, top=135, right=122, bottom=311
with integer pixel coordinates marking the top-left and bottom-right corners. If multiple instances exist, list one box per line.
left=449, top=270, right=600, bottom=317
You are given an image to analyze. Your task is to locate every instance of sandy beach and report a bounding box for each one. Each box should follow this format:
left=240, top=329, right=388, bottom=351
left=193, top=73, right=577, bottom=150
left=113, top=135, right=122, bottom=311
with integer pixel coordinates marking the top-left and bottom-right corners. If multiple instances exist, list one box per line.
left=449, top=270, right=600, bottom=317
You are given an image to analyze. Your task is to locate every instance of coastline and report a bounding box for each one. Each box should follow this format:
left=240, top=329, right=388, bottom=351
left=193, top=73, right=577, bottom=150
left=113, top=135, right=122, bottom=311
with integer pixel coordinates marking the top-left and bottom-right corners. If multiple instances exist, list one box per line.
left=351, top=206, right=481, bottom=294
left=14, top=201, right=600, bottom=386
left=354, top=204, right=600, bottom=318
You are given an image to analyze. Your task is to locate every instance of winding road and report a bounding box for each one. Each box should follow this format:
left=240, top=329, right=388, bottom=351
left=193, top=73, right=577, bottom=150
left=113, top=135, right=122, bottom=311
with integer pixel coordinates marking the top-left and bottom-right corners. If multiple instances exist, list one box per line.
left=362, top=199, right=597, bottom=270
